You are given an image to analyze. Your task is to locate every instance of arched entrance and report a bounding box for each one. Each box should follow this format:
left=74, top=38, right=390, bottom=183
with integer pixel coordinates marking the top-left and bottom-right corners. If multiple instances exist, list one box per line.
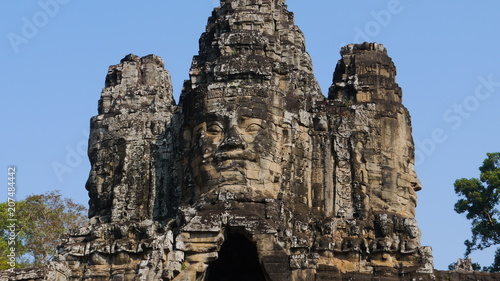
left=205, top=231, right=267, bottom=281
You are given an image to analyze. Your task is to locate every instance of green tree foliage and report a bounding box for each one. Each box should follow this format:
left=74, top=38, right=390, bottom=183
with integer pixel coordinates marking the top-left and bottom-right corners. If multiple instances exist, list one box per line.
left=454, top=152, right=500, bottom=272
left=0, top=191, right=87, bottom=268
left=0, top=200, right=29, bottom=270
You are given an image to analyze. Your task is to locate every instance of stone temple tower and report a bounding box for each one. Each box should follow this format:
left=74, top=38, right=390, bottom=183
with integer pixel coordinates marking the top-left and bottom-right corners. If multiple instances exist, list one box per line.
left=9, top=1, right=440, bottom=280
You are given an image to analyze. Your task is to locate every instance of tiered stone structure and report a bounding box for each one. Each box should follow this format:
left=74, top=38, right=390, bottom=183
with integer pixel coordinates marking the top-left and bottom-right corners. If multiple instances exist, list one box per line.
left=7, top=0, right=500, bottom=280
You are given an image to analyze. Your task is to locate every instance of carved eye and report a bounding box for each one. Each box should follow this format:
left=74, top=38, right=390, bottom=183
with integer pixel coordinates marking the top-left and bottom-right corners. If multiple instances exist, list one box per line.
left=206, top=123, right=224, bottom=135
left=246, top=123, right=263, bottom=133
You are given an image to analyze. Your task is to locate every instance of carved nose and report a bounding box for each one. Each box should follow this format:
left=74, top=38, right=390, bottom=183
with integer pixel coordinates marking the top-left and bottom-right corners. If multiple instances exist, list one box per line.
left=219, top=127, right=245, bottom=150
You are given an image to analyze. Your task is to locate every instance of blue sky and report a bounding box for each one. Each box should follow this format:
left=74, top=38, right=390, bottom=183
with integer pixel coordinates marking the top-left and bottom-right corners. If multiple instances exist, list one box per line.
left=1, top=0, right=499, bottom=270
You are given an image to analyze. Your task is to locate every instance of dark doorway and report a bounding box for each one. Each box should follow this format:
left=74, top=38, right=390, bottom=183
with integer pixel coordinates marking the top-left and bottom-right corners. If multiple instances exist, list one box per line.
left=205, top=232, right=267, bottom=281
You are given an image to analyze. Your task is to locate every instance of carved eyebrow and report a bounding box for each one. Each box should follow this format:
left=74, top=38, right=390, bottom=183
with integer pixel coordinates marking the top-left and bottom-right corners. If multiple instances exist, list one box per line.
left=245, top=123, right=264, bottom=132
left=206, top=122, right=224, bottom=132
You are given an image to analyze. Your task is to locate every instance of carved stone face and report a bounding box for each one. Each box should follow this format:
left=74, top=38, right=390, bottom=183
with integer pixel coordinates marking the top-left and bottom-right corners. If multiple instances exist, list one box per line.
left=186, top=96, right=284, bottom=200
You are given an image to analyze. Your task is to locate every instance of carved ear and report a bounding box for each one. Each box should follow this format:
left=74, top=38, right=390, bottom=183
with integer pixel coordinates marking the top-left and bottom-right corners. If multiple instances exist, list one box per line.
left=281, top=123, right=292, bottom=146
left=182, top=127, right=192, bottom=147
left=279, top=123, right=293, bottom=162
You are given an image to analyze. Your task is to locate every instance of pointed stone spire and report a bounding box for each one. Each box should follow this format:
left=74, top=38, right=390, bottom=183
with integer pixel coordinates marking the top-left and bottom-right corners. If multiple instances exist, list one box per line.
left=329, top=42, right=403, bottom=103
left=86, top=54, right=174, bottom=223
left=180, top=0, right=323, bottom=114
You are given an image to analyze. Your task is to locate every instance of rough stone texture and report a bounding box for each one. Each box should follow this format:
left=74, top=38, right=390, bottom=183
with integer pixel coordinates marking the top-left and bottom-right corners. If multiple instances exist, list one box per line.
left=454, top=257, right=474, bottom=273
left=85, top=54, right=175, bottom=223
left=42, top=54, right=181, bottom=281
left=4, top=0, right=500, bottom=280
left=4, top=268, right=500, bottom=281
left=0, top=268, right=45, bottom=281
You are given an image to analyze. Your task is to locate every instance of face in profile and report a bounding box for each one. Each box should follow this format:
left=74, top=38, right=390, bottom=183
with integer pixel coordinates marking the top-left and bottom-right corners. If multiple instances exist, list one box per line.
left=186, top=99, right=283, bottom=200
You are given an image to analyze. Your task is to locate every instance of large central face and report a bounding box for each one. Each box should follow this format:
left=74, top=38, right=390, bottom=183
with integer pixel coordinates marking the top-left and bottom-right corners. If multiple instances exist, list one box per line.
left=187, top=96, right=285, bottom=201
